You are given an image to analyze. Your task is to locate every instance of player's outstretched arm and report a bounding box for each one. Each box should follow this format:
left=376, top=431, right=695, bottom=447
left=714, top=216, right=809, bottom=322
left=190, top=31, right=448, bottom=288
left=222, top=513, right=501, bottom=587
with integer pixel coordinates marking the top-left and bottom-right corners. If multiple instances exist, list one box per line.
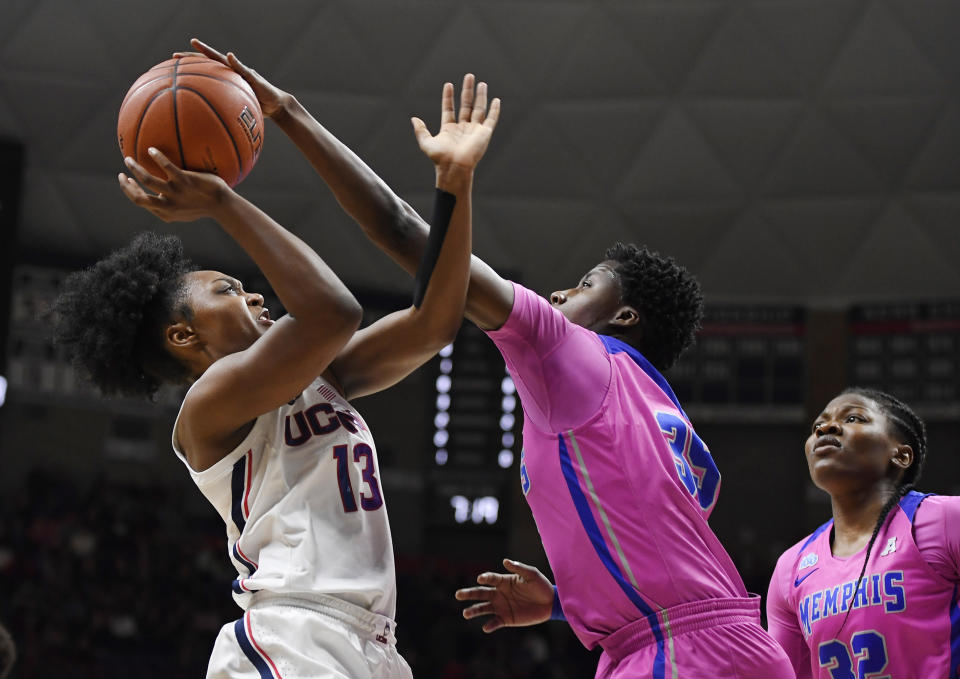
left=119, top=150, right=361, bottom=470
left=455, top=559, right=557, bottom=633
left=183, top=38, right=515, bottom=331
left=326, top=76, right=499, bottom=399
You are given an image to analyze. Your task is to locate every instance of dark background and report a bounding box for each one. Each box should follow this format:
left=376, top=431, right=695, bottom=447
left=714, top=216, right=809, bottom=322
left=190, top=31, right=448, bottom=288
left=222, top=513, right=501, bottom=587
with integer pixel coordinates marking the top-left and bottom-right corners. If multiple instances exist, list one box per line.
left=1, top=1, right=959, bottom=676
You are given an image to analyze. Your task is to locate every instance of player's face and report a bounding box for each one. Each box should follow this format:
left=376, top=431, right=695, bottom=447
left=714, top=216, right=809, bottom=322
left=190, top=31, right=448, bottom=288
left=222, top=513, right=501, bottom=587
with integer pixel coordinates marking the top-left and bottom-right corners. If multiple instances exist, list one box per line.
left=180, top=270, right=274, bottom=359
left=549, top=261, right=624, bottom=332
left=805, top=393, right=906, bottom=494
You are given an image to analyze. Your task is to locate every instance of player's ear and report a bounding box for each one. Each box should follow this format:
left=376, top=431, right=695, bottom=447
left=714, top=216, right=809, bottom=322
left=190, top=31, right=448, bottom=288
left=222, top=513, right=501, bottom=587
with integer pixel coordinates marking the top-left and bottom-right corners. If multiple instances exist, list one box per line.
left=891, top=444, right=913, bottom=472
left=610, top=305, right=640, bottom=328
left=165, top=321, right=200, bottom=351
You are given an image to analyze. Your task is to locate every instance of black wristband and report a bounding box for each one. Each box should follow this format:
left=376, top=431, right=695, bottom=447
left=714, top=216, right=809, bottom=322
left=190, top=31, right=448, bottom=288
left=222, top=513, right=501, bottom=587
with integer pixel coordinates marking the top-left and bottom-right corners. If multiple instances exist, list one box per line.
left=412, top=188, right=457, bottom=308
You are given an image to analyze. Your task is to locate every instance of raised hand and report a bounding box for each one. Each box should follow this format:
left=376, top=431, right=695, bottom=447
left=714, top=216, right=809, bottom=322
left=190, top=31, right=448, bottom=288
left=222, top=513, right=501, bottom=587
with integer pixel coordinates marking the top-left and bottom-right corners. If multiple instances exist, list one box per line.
left=174, top=38, right=289, bottom=119
left=118, top=148, right=231, bottom=223
left=411, top=74, right=500, bottom=173
left=454, top=558, right=556, bottom=633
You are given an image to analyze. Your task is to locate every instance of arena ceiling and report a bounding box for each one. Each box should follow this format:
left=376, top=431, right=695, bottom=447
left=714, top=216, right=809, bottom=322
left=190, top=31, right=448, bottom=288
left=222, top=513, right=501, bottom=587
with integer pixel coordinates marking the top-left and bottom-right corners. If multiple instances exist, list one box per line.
left=1, top=0, right=958, bottom=306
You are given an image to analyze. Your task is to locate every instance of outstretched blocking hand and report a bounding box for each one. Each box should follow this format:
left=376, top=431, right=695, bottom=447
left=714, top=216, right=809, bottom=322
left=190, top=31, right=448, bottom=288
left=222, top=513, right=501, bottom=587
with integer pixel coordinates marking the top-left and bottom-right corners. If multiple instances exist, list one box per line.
left=118, top=148, right=230, bottom=223
left=412, top=74, right=500, bottom=174
left=175, top=38, right=288, bottom=119
left=454, top=558, right=556, bottom=633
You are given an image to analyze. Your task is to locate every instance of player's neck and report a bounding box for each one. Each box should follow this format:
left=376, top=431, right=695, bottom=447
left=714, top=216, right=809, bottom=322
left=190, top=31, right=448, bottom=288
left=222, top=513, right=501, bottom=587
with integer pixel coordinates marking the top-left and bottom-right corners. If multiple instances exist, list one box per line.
left=829, top=486, right=896, bottom=557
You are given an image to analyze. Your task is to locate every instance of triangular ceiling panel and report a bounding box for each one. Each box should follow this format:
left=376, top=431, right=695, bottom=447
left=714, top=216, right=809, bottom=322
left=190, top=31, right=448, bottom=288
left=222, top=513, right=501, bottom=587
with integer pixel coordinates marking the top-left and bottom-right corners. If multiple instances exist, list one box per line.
left=823, top=2, right=946, bottom=97
left=606, top=1, right=727, bottom=90
left=19, top=171, right=99, bottom=259
left=885, top=0, right=960, bottom=82
left=475, top=114, right=594, bottom=199
left=0, top=79, right=26, bottom=138
left=545, top=8, right=663, bottom=97
left=0, top=0, right=117, bottom=80
left=684, top=7, right=803, bottom=97
left=270, top=4, right=385, bottom=94
left=748, top=0, right=862, bottom=92
left=467, top=197, right=525, bottom=271
left=56, top=99, right=129, bottom=174
left=478, top=197, right=598, bottom=292
left=760, top=196, right=882, bottom=297
left=339, top=3, right=458, bottom=87
left=401, top=6, right=528, bottom=101
left=903, top=101, right=960, bottom=191
left=763, top=110, right=885, bottom=196
left=837, top=202, right=960, bottom=298
left=87, top=0, right=190, bottom=74
left=548, top=100, right=666, bottom=190
left=0, top=1, right=40, bottom=50
left=615, top=201, right=742, bottom=274
left=354, top=104, right=466, bottom=198
left=686, top=100, right=804, bottom=186
left=617, top=106, right=741, bottom=200
left=475, top=2, right=592, bottom=87
left=55, top=172, right=144, bottom=253
left=697, top=210, right=807, bottom=299
left=1, top=76, right=110, bottom=165
left=823, top=97, right=945, bottom=188
left=904, top=196, right=960, bottom=277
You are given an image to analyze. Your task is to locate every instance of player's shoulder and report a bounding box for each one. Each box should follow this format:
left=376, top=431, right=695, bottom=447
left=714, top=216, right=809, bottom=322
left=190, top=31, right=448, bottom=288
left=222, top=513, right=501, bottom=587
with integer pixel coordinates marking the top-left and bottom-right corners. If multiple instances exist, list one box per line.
left=494, top=281, right=564, bottom=333
left=911, top=492, right=960, bottom=522
left=774, top=519, right=833, bottom=572
left=912, top=492, right=959, bottom=508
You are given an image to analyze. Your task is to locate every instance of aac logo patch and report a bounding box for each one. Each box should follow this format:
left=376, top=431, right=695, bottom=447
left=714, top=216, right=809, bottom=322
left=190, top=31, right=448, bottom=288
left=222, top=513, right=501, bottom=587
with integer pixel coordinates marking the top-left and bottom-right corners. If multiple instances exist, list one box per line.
left=799, top=552, right=819, bottom=570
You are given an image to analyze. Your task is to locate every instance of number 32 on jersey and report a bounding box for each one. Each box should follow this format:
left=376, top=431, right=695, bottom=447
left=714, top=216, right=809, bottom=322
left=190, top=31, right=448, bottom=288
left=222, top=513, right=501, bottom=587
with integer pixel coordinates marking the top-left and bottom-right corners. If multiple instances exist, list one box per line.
left=655, top=412, right=721, bottom=514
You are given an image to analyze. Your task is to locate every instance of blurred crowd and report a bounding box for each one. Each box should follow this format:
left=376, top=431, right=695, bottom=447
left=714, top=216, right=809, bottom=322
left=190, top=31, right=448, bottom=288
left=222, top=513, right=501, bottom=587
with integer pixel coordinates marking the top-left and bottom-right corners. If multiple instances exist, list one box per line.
left=0, top=471, right=600, bottom=678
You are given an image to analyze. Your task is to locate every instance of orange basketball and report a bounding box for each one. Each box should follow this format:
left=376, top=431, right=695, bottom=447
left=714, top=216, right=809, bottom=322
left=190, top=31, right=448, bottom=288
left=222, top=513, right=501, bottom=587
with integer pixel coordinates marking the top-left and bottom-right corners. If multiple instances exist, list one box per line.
left=118, top=55, right=264, bottom=187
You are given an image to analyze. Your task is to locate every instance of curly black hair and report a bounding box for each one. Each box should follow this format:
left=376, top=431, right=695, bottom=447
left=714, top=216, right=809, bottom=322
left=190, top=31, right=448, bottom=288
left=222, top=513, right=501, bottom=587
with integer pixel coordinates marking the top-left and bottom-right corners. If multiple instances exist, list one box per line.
left=52, top=232, right=197, bottom=399
left=603, top=242, right=703, bottom=371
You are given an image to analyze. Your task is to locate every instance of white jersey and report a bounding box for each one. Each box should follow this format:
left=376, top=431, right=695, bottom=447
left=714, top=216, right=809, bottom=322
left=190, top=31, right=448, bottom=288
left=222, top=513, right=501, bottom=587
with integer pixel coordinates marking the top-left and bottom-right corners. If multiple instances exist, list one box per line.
left=173, top=376, right=397, bottom=618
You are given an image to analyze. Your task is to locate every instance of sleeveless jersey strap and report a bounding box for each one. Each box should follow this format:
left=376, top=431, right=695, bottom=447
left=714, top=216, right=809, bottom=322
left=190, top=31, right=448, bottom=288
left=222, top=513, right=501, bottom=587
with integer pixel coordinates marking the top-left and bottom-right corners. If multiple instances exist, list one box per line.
left=798, top=519, right=833, bottom=555
left=793, top=519, right=833, bottom=573
left=898, top=489, right=935, bottom=524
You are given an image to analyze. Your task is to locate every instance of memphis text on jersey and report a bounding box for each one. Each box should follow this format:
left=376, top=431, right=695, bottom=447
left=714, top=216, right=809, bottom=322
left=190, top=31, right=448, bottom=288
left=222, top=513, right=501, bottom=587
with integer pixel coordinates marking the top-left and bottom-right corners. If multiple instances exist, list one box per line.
left=798, top=569, right=906, bottom=637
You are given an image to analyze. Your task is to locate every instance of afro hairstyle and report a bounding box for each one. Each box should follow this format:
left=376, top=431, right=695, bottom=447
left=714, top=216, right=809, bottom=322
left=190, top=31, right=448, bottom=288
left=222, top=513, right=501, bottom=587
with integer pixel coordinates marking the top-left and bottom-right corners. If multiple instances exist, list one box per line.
left=603, top=242, right=703, bottom=371
left=52, top=232, right=197, bottom=399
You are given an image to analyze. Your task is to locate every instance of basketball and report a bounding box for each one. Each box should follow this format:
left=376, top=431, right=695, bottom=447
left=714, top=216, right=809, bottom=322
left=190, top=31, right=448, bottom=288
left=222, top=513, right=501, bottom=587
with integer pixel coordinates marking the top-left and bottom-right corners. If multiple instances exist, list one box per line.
left=117, top=55, right=264, bottom=187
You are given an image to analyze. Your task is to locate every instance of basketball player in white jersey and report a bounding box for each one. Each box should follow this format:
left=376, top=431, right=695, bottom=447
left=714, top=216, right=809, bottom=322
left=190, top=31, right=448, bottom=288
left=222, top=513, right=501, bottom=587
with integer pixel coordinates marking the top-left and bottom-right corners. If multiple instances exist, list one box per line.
left=52, top=56, right=500, bottom=677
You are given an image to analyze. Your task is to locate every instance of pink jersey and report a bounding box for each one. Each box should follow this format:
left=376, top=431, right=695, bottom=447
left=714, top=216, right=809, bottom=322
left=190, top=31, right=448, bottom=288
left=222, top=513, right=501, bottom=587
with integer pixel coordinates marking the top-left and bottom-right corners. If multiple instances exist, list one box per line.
left=767, top=492, right=960, bottom=678
left=486, top=284, right=751, bottom=652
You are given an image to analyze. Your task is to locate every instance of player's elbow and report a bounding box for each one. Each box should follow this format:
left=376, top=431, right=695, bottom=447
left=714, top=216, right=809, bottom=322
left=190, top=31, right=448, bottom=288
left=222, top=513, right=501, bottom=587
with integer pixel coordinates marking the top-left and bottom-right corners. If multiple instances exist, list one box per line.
left=418, top=307, right=464, bottom=352
left=336, top=295, right=364, bottom=335
left=382, top=201, right=429, bottom=255
left=305, top=292, right=363, bottom=344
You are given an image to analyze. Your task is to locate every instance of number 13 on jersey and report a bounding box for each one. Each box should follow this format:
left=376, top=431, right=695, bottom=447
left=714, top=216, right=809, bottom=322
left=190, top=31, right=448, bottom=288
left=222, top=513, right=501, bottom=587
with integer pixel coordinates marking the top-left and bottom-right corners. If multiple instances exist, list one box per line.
left=655, top=412, right=721, bottom=514
left=333, top=443, right=383, bottom=513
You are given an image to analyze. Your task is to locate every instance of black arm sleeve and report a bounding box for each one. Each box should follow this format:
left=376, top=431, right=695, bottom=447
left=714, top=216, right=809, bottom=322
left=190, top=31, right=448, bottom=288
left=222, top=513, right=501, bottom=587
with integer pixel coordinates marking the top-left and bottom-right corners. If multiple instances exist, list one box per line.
left=412, top=188, right=457, bottom=308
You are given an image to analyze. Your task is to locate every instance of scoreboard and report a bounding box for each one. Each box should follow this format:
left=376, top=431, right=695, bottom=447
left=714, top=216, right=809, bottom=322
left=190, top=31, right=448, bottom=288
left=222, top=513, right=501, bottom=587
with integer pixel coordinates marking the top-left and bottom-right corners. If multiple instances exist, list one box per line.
left=668, top=305, right=806, bottom=421
left=849, top=301, right=960, bottom=416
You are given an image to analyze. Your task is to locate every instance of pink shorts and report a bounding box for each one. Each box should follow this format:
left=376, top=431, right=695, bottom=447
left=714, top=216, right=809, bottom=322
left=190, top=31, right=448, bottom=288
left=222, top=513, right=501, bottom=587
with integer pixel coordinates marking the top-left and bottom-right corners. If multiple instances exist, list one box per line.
left=595, top=596, right=793, bottom=679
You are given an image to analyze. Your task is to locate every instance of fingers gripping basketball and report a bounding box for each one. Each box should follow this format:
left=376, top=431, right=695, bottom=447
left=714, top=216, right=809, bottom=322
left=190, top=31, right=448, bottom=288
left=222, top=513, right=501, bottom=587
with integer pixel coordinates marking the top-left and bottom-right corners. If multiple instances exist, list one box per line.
left=118, top=55, right=264, bottom=187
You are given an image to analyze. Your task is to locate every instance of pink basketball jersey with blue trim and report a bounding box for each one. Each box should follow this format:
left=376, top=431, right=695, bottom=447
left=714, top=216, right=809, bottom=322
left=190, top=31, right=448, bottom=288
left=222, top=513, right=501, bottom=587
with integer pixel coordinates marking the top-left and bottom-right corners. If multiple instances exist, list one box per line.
left=768, top=492, right=960, bottom=679
left=487, top=284, right=749, bottom=659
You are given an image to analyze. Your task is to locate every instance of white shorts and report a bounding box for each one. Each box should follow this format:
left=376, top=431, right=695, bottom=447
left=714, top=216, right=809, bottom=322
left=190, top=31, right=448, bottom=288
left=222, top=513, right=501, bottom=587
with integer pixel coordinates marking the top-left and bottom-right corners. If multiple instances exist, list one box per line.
left=206, top=593, right=413, bottom=679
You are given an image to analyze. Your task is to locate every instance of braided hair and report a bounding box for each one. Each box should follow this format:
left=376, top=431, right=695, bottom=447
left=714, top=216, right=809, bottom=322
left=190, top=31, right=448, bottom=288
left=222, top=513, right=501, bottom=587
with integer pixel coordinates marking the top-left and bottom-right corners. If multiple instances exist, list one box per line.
left=52, top=232, right=197, bottom=399
left=603, top=242, right=703, bottom=371
left=837, top=387, right=927, bottom=632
